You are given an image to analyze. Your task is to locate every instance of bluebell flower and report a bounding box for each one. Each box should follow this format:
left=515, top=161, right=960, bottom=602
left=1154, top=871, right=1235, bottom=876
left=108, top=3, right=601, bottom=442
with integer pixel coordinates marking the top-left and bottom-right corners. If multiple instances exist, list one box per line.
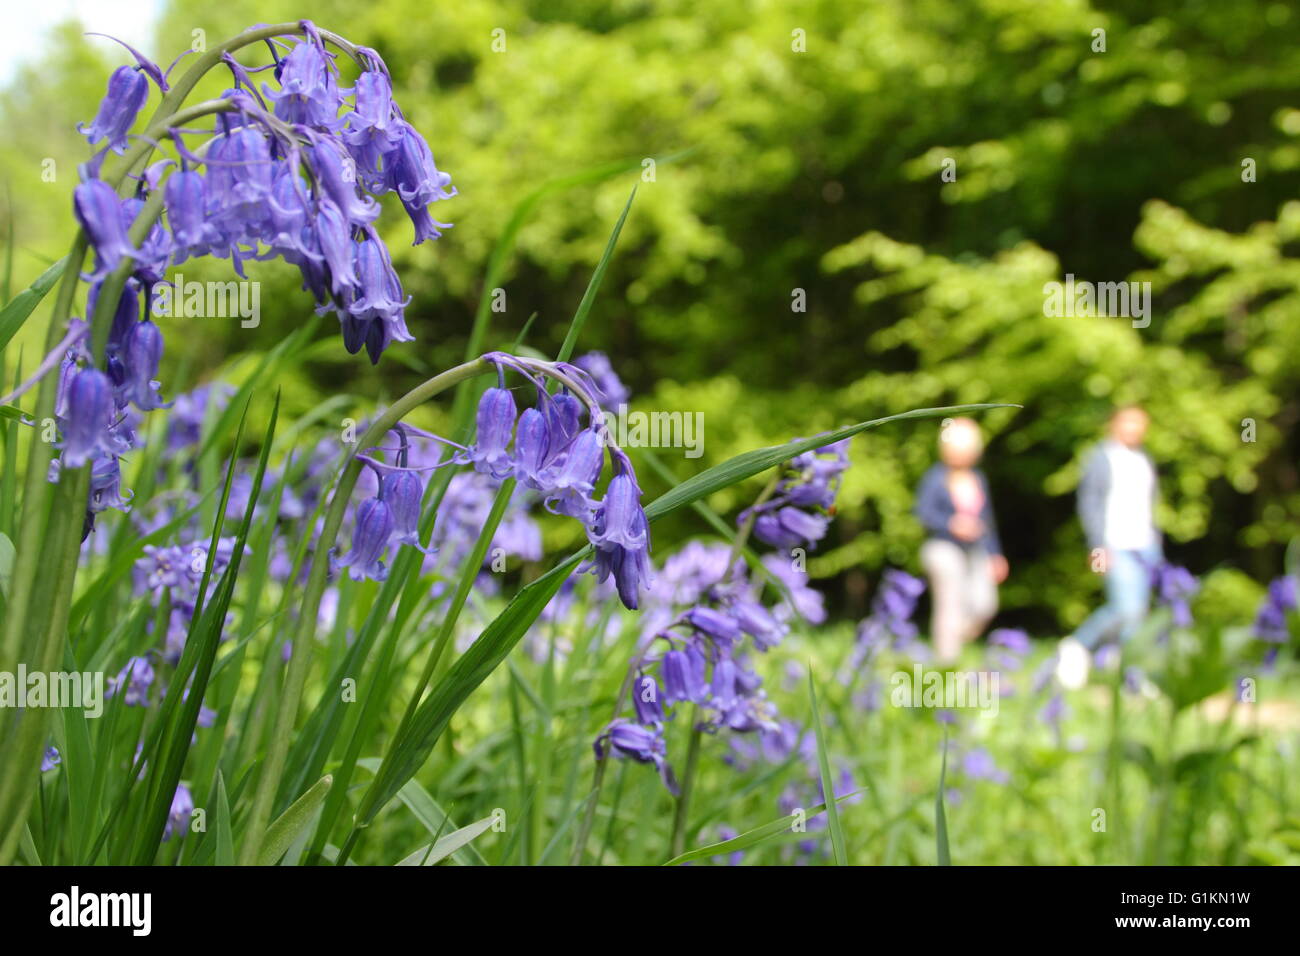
left=41, top=746, right=62, bottom=772
left=338, top=496, right=394, bottom=582
left=79, top=65, right=149, bottom=154
left=512, top=407, right=552, bottom=489
left=961, top=747, right=1010, bottom=784
left=92, top=278, right=142, bottom=366
left=574, top=351, right=630, bottom=411
left=74, top=179, right=139, bottom=282
left=120, top=319, right=169, bottom=410
left=467, top=386, right=517, bottom=479
left=206, top=124, right=274, bottom=220
left=661, top=645, right=708, bottom=704
left=1151, top=561, right=1199, bottom=629
left=543, top=428, right=603, bottom=519
left=88, top=452, right=132, bottom=513
left=163, top=783, right=194, bottom=841
left=382, top=121, right=456, bottom=243
left=344, top=70, right=402, bottom=186
left=707, top=655, right=779, bottom=732
left=754, top=505, right=829, bottom=550
left=307, top=198, right=356, bottom=298
left=783, top=441, right=850, bottom=509
left=1253, top=575, right=1296, bottom=644
left=121, top=196, right=172, bottom=284
left=986, top=626, right=1031, bottom=685
left=584, top=469, right=652, bottom=610
left=543, top=392, right=584, bottom=452
left=264, top=39, right=345, bottom=129
left=165, top=169, right=220, bottom=264
left=731, top=599, right=786, bottom=651
left=849, top=569, right=924, bottom=674
left=632, top=672, right=665, bottom=724
left=763, top=556, right=826, bottom=624
left=307, top=138, right=378, bottom=224
left=988, top=627, right=1030, bottom=656
left=685, top=606, right=741, bottom=646
left=593, top=720, right=678, bottom=795
left=341, top=236, right=412, bottom=364
left=58, top=367, right=121, bottom=468
left=381, top=469, right=429, bottom=552
left=1039, top=692, right=1068, bottom=730
left=108, top=655, right=155, bottom=706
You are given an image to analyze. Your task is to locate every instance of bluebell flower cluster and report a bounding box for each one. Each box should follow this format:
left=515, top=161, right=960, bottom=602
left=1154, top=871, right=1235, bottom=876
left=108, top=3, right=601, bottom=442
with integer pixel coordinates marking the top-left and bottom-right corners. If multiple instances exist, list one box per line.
left=55, top=23, right=454, bottom=536
left=740, top=439, right=850, bottom=552
left=596, top=436, right=854, bottom=791
left=836, top=568, right=926, bottom=709
left=1253, top=575, right=1297, bottom=645
left=336, top=352, right=652, bottom=610
left=853, top=569, right=926, bottom=659
left=134, top=536, right=240, bottom=660
left=982, top=627, right=1032, bottom=698
left=107, top=654, right=156, bottom=706
left=1149, top=561, right=1199, bottom=630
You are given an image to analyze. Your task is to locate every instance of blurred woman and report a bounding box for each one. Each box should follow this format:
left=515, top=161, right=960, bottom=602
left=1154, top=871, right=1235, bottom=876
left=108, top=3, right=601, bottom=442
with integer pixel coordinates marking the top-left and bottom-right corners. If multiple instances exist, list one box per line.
left=914, top=418, right=1009, bottom=663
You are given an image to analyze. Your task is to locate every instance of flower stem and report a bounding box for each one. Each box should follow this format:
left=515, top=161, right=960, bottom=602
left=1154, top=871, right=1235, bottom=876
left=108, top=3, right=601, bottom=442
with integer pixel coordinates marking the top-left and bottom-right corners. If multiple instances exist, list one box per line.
left=237, top=357, right=492, bottom=865
left=668, top=706, right=705, bottom=859
left=572, top=470, right=785, bottom=865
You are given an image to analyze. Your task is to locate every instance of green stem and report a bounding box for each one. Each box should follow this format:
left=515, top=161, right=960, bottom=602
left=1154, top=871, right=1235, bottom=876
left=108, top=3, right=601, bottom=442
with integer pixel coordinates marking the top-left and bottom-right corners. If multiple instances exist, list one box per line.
left=669, top=707, right=704, bottom=859
left=0, top=468, right=89, bottom=864
left=666, top=472, right=780, bottom=860
left=237, top=357, right=491, bottom=865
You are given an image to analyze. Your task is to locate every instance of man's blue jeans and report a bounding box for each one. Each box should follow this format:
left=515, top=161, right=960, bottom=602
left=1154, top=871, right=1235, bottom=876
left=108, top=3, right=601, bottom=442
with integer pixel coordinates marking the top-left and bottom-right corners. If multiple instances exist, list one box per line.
left=1074, top=545, right=1161, bottom=649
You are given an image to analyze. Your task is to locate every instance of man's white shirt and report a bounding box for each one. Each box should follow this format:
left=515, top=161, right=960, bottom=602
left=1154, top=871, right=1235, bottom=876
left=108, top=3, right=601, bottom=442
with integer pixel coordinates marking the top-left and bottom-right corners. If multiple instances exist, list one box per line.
left=1102, top=440, right=1156, bottom=550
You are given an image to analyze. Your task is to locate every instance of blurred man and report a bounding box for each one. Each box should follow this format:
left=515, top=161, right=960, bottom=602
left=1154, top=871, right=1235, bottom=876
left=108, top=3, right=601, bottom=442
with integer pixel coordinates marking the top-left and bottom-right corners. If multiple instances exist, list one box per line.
left=1057, top=405, right=1162, bottom=688
left=915, top=418, right=1009, bottom=664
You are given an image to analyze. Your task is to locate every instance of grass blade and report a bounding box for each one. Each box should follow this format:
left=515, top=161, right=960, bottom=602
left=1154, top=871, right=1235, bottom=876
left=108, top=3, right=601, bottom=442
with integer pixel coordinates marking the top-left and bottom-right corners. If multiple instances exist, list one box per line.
left=808, top=667, right=847, bottom=864
left=0, top=256, right=66, bottom=353
left=663, top=789, right=867, bottom=866
left=394, top=815, right=496, bottom=866
left=555, top=184, right=636, bottom=363
left=936, top=729, right=952, bottom=866
left=214, top=771, right=235, bottom=866
left=259, top=774, right=332, bottom=866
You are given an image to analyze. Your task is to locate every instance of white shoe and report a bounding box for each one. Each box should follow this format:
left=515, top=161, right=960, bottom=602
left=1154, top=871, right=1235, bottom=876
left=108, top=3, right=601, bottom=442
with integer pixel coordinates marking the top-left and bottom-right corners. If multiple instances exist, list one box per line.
left=1056, top=636, right=1091, bottom=690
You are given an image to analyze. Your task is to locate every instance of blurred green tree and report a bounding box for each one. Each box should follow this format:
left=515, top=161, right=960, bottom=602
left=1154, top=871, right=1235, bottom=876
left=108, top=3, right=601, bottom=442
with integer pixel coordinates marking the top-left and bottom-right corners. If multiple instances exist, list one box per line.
left=3, top=0, right=1298, bottom=629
